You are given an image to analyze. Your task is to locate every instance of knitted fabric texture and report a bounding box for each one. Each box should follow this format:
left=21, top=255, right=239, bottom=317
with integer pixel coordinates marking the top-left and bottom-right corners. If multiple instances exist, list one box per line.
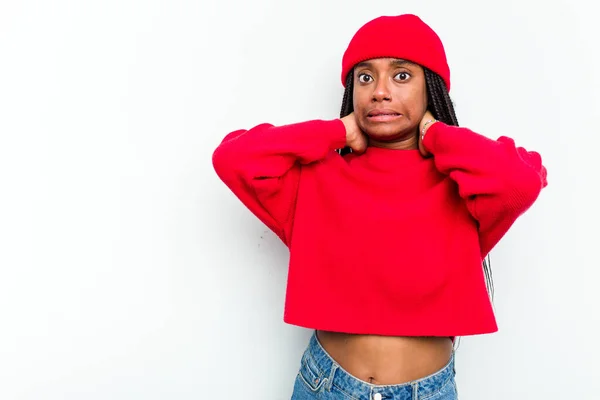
left=341, top=14, right=451, bottom=91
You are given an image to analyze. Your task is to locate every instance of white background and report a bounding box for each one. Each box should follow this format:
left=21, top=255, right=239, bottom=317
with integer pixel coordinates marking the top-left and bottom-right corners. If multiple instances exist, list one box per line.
left=1, top=0, right=598, bottom=399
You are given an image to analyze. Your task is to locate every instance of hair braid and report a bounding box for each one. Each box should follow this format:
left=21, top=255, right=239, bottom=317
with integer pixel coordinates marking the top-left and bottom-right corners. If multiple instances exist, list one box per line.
left=338, top=72, right=355, bottom=155
left=338, top=66, right=494, bottom=301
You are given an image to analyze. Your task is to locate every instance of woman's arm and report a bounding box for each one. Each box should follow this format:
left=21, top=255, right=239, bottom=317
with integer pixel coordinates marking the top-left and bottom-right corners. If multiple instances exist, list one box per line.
left=421, top=120, right=548, bottom=257
left=212, top=119, right=348, bottom=245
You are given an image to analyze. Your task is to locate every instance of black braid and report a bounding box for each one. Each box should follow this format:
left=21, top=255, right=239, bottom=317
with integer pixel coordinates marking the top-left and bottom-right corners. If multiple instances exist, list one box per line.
left=338, top=72, right=355, bottom=156
left=338, top=67, right=494, bottom=301
left=423, top=68, right=459, bottom=126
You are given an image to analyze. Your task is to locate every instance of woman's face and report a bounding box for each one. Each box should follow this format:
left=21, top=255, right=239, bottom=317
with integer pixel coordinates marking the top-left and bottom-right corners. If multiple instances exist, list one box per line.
left=352, top=58, right=428, bottom=145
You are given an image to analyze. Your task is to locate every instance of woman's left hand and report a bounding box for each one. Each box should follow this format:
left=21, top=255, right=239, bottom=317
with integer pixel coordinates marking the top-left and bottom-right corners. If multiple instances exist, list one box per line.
left=418, top=110, right=437, bottom=157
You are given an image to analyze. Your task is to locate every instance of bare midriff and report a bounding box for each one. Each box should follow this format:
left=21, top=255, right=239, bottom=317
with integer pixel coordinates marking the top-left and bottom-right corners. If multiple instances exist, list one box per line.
left=316, top=330, right=453, bottom=385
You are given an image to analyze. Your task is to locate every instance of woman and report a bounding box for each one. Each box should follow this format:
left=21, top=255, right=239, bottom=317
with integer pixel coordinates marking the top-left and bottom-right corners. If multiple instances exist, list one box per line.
left=212, top=14, right=547, bottom=400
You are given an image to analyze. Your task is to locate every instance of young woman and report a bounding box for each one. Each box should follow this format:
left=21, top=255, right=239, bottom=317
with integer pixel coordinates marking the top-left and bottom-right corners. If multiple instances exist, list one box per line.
left=212, top=14, right=547, bottom=400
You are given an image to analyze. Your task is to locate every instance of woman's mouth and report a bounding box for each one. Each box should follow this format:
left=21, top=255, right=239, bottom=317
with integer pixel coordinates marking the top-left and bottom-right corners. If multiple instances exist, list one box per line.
left=367, top=110, right=402, bottom=122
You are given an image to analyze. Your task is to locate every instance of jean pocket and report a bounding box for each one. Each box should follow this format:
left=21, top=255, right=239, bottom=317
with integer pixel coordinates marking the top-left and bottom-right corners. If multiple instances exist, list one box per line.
left=297, top=349, right=326, bottom=392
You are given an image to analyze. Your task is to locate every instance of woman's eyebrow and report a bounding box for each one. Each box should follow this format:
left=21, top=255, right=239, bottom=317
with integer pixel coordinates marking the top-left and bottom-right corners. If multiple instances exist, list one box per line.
left=389, top=59, right=417, bottom=68
left=355, top=61, right=373, bottom=69
left=355, top=59, right=417, bottom=70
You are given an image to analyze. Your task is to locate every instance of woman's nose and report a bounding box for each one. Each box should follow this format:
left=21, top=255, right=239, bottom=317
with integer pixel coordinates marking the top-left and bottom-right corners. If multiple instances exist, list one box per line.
left=372, top=80, right=391, bottom=101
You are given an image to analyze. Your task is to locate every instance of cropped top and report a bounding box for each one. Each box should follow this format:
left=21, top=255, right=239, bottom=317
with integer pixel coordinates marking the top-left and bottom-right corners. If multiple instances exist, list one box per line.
left=212, top=119, right=547, bottom=336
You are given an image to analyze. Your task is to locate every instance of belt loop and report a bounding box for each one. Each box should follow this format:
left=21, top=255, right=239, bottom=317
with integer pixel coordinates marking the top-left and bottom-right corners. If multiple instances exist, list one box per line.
left=324, top=363, right=338, bottom=391
left=411, top=382, right=418, bottom=400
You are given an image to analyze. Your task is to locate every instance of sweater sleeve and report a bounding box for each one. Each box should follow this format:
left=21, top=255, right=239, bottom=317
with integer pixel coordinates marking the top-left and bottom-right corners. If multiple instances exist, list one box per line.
left=212, top=119, right=347, bottom=245
left=422, top=122, right=548, bottom=257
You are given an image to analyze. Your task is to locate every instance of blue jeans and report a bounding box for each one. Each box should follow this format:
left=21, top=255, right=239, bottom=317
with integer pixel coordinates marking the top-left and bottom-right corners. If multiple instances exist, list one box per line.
left=291, top=332, right=458, bottom=400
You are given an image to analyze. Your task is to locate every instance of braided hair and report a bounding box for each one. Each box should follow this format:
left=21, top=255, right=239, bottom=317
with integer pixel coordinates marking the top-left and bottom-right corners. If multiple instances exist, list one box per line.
left=338, top=67, right=494, bottom=300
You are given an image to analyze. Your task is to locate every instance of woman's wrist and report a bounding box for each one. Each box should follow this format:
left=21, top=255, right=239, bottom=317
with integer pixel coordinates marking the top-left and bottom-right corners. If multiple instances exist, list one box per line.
left=421, top=119, right=438, bottom=141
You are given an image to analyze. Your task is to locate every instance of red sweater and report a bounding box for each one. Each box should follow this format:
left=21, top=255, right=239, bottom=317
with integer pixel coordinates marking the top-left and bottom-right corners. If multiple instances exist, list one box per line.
left=212, top=119, right=547, bottom=336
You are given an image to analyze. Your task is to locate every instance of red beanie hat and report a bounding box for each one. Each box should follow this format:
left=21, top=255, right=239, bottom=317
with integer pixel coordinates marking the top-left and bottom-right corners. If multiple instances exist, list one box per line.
left=341, top=14, right=451, bottom=91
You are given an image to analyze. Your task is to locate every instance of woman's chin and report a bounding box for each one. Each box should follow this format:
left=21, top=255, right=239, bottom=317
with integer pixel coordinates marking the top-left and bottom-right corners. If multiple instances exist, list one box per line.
left=362, top=122, right=413, bottom=139
left=365, top=129, right=407, bottom=142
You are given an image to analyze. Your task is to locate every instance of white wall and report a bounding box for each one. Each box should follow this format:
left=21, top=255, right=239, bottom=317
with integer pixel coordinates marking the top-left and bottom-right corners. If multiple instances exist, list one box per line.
left=1, top=0, right=598, bottom=399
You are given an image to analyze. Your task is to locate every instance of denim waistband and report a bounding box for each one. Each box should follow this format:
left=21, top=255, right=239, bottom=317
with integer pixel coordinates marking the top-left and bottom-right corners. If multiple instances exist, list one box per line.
left=300, top=332, right=455, bottom=400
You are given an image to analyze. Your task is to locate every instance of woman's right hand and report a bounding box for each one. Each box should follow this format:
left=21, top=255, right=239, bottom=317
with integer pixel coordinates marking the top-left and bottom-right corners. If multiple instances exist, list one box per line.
left=341, top=113, right=368, bottom=154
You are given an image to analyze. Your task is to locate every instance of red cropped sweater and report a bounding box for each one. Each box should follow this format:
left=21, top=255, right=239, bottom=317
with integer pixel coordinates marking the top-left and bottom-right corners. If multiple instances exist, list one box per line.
left=212, top=119, right=547, bottom=336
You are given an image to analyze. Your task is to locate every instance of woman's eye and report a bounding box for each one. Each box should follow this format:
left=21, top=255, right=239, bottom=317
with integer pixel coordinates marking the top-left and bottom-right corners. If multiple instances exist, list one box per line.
left=395, top=72, right=411, bottom=81
left=358, top=74, right=372, bottom=83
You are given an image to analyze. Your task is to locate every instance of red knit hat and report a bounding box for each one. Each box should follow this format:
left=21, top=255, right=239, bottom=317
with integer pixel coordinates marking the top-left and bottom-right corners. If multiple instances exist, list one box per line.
left=341, top=14, right=451, bottom=91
